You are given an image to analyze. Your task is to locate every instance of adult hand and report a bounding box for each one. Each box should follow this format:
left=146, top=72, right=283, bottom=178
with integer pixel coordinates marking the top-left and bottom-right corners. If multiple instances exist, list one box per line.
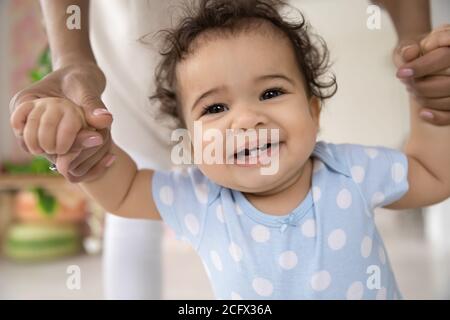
left=394, top=24, right=450, bottom=126
left=10, top=62, right=115, bottom=182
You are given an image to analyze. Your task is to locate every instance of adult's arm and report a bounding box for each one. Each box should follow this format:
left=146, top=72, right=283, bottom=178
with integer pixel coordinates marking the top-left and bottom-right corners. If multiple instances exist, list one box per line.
left=10, top=0, right=114, bottom=182
left=372, top=0, right=431, bottom=42
left=373, top=0, right=450, bottom=125
left=40, top=0, right=96, bottom=69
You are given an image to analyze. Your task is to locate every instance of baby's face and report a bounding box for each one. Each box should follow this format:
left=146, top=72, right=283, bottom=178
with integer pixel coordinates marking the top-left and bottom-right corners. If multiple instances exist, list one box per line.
left=176, top=27, right=320, bottom=194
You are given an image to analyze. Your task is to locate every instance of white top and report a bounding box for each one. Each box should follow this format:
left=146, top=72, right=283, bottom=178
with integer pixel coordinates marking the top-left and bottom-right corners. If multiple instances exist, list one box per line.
left=89, top=0, right=180, bottom=169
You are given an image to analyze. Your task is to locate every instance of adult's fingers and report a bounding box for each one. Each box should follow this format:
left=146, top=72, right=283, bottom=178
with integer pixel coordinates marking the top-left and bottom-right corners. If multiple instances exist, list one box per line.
left=419, top=108, right=450, bottom=126
left=60, top=64, right=111, bottom=130
left=68, top=129, right=110, bottom=173
left=63, top=128, right=105, bottom=158
left=397, top=46, right=450, bottom=79
left=52, top=129, right=113, bottom=183
left=78, top=95, right=113, bottom=130
left=413, top=96, right=450, bottom=111
left=67, top=142, right=105, bottom=171
left=65, top=153, right=115, bottom=183
left=408, top=75, right=450, bottom=99
left=55, top=149, right=82, bottom=181
left=70, top=139, right=110, bottom=177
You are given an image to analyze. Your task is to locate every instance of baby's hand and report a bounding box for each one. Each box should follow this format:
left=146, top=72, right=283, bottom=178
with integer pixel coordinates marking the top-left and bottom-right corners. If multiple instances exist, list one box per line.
left=10, top=97, right=87, bottom=155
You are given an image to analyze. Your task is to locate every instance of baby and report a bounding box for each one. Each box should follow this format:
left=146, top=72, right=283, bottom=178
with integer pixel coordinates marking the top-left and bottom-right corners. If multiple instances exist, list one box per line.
left=11, top=0, right=450, bottom=299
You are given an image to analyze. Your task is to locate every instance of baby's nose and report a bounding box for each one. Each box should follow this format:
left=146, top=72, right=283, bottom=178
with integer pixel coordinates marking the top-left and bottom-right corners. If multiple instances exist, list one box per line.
left=230, top=107, right=269, bottom=131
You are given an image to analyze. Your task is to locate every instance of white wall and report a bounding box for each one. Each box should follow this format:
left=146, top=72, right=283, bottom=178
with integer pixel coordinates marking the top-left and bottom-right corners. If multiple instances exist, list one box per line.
left=0, top=0, right=430, bottom=158
left=0, top=0, right=12, bottom=161
left=289, top=0, right=409, bottom=149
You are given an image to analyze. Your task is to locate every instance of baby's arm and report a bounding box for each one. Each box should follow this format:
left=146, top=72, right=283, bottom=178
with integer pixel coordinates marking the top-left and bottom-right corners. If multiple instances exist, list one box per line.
left=386, top=97, right=450, bottom=210
left=79, top=143, right=161, bottom=220
left=386, top=29, right=450, bottom=209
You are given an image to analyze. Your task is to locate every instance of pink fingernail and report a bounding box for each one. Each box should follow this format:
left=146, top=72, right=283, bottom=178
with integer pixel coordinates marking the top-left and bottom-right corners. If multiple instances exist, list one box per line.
left=93, top=108, right=112, bottom=116
left=82, top=136, right=103, bottom=147
left=105, top=155, right=116, bottom=167
left=397, top=68, right=414, bottom=78
left=420, top=111, right=434, bottom=119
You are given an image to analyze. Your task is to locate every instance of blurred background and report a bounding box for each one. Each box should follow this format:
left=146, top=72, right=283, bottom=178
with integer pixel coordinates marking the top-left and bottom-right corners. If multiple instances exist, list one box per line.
left=0, top=0, right=449, bottom=299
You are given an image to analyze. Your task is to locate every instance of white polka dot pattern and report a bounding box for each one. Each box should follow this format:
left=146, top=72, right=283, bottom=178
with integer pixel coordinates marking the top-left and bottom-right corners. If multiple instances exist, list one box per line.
left=252, top=278, right=273, bottom=297
left=151, top=142, right=408, bottom=299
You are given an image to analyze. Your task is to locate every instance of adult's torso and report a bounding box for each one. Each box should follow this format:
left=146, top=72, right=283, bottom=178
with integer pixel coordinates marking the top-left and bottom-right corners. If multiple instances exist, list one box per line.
left=89, top=0, right=182, bottom=169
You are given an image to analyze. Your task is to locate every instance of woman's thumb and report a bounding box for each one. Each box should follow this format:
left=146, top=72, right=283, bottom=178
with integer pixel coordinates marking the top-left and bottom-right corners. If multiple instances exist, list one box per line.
left=81, top=96, right=113, bottom=130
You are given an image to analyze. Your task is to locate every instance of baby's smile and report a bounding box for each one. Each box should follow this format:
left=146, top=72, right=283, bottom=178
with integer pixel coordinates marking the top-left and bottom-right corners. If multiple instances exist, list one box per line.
left=176, top=24, right=320, bottom=196
left=232, top=141, right=279, bottom=166
left=226, top=128, right=282, bottom=166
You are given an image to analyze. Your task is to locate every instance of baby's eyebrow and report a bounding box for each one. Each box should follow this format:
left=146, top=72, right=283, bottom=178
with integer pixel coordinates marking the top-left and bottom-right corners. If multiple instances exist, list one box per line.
left=191, top=86, right=226, bottom=112
left=256, top=74, right=295, bottom=85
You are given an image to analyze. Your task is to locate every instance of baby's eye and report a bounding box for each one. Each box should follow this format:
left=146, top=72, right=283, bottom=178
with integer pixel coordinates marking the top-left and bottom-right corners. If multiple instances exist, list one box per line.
left=202, top=104, right=228, bottom=115
left=260, top=88, right=285, bottom=101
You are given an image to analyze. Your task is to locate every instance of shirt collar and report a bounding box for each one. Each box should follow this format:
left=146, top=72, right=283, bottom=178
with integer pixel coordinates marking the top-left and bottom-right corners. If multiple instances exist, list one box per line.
left=312, top=141, right=351, bottom=178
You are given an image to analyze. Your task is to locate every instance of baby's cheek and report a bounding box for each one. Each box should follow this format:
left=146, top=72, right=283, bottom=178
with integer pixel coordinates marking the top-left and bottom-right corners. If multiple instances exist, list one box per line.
left=289, top=133, right=317, bottom=166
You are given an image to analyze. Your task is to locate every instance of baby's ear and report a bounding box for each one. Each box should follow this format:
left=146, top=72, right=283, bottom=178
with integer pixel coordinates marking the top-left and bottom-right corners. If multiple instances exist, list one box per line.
left=309, top=96, right=321, bottom=127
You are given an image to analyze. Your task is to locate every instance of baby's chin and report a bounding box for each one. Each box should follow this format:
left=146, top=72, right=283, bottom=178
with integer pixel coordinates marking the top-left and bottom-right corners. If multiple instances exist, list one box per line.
left=200, top=164, right=286, bottom=193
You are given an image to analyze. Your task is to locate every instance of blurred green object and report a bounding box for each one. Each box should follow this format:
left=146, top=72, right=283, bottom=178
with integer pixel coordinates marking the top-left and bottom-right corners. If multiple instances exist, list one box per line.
left=29, top=46, right=52, bottom=82
left=32, top=187, right=58, bottom=216
left=3, top=157, right=58, bottom=215
left=4, top=46, right=54, bottom=176
left=3, top=156, right=55, bottom=175
left=2, top=49, right=58, bottom=218
left=3, top=223, right=82, bottom=262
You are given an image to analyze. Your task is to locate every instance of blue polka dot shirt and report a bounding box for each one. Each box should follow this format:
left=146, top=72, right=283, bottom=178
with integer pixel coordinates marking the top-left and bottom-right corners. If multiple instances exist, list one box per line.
left=152, top=141, right=409, bottom=299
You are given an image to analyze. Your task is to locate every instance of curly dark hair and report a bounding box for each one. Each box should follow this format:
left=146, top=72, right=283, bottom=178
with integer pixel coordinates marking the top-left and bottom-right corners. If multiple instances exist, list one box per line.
left=150, top=0, right=337, bottom=128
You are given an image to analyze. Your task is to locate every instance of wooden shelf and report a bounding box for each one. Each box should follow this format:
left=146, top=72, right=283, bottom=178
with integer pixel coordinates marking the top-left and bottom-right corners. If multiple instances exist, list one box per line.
left=0, top=174, right=66, bottom=191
